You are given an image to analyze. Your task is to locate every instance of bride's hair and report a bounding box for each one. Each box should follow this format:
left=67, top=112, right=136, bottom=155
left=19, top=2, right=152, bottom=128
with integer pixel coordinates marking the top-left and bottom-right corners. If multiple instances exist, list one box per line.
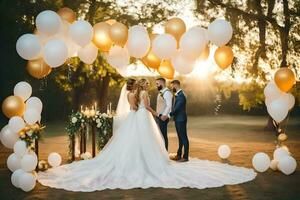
left=136, top=78, right=148, bottom=103
left=126, top=78, right=136, bottom=91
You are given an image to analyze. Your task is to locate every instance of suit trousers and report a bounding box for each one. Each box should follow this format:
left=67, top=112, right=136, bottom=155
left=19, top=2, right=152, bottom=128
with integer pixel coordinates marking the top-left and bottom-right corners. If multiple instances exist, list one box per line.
left=175, top=120, right=189, bottom=159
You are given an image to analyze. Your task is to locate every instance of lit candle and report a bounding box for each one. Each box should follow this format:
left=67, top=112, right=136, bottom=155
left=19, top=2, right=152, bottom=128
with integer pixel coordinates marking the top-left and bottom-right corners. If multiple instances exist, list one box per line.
left=94, top=102, right=97, bottom=111
left=80, top=105, right=83, bottom=113
left=109, top=102, right=112, bottom=113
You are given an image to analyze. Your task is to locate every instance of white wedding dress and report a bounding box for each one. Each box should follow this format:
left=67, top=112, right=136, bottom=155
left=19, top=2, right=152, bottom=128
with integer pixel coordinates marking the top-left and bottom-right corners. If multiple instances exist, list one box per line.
left=37, top=88, right=256, bottom=192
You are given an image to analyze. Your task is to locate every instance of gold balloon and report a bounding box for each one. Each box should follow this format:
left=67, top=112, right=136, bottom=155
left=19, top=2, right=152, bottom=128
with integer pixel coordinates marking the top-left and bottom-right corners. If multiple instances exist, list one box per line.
left=274, top=68, right=296, bottom=92
left=19, top=131, right=25, bottom=137
left=24, top=126, right=31, bottom=132
left=141, top=50, right=161, bottom=69
left=2, top=96, right=25, bottom=118
left=278, top=133, right=288, bottom=142
left=214, top=46, right=234, bottom=70
left=57, top=7, right=76, bottom=23
left=198, top=45, right=210, bottom=61
left=165, top=18, right=186, bottom=42
left=27, top=58, right=52, bottom=79
left=141, top=34, right=161, bottom=69
left=109, top=22, right=128, bottom=47
left=105, top=19, right=116, bottom=25
left=158, top=60, right=175, bottom=79
left=93, top=22, right=113, bottom=52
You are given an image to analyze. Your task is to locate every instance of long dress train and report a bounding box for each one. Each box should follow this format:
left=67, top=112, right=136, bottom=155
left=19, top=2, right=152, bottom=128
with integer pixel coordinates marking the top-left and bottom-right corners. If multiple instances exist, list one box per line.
left=37, top=92, right=256, bottom=192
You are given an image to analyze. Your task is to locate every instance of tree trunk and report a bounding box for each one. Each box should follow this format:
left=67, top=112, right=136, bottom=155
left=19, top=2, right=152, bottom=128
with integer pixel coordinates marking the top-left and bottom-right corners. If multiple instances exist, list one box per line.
left=96, top=76, right=110, bottom=113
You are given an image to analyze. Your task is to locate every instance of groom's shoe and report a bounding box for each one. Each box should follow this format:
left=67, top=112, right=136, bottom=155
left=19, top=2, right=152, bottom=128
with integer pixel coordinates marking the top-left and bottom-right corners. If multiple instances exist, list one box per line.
left=177, top=158, right=189, bottom=162
left=170, top=155, right=181, bottom=161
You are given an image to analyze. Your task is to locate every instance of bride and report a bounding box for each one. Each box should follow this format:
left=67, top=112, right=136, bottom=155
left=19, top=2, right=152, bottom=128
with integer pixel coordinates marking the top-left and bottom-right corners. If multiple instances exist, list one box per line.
left=38, top=78, right=256, bottom=192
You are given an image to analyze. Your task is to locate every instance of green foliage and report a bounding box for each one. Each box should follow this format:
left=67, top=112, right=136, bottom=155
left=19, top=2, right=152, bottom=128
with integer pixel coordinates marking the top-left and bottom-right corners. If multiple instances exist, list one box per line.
left=66, top=111, right=113, bottom=158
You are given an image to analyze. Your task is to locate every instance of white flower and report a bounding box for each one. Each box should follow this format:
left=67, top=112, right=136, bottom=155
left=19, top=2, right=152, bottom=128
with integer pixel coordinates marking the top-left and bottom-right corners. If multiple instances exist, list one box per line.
left=80, top=152, right=92, bottom=160
left=96, top=111, right=100, bottom=115
left=81, top=119, right=84, bottom=123
left=27, top=130, right=33, bottom=137
left=71, top=117, right=78, bottom=124
left=96, top=119, right=100, bottom=123
left=101, top=113, right=108, bottom=117
left=97, top=123, right=101, bottom=128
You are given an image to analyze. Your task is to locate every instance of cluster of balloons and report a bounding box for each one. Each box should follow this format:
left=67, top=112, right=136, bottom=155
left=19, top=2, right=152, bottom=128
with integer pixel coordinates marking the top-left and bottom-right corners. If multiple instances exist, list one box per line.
left=16, top=7, right=234, bottom=79
left=9, top=141, right=38, bottom=192
left=217, top=144, right=231, bottom=159
left=2, top=82, right=42, bottom=124
left=252, top=147, right=297, bottom=175
left=264, top=68, right=296, bottom=123
left=0, top=82, right=44, bottom=192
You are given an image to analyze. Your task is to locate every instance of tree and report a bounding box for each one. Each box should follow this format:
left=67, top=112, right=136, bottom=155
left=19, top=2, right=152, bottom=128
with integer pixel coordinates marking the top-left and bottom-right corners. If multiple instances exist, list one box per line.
left=52, top=0, right=175, bottom=112
left=195, top=0, right=300, bottom=110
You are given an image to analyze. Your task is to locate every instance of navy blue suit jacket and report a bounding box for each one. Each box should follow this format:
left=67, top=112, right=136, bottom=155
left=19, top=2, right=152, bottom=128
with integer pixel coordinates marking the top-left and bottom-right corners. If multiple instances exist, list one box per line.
left=170, top=90, right=187, bottom=122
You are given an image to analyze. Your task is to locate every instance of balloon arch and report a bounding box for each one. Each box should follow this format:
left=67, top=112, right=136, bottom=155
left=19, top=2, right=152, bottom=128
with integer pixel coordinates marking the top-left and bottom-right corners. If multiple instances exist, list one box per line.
left=1, top=7, right=297, bottom=192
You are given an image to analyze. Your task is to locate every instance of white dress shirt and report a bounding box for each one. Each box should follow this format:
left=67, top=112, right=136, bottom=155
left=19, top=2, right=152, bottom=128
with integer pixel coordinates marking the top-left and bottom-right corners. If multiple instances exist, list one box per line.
left=156, top=87, right=173, bottom=116
left=175, top=89, right=182, bottom=96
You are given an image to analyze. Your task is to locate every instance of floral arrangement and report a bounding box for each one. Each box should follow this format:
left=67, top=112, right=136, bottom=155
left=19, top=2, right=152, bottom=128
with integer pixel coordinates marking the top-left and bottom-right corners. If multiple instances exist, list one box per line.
left=18, top=124, right=45, bottom=148
left=66, top=110, right=113, bottom=159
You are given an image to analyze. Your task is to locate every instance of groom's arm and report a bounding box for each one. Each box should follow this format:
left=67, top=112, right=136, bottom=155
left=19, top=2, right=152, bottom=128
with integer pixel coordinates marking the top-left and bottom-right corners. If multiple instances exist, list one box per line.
left=170, top=95, right=185, bottom=117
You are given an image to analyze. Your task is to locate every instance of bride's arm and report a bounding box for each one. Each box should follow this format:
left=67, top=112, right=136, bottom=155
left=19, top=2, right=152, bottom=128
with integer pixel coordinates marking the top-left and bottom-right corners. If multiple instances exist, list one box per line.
left=142, top=92, right=158, bottom=116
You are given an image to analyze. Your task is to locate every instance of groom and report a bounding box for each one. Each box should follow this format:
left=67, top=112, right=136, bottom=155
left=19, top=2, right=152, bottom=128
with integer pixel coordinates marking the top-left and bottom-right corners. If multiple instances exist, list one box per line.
left=169, top=80, right=189, bottom=162
left=156, top=77, right=173, bottom=150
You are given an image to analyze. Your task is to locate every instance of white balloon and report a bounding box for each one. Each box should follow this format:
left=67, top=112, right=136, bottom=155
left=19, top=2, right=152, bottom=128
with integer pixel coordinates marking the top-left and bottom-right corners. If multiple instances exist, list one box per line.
left=78, top=43, right=98, bottom=64
left=179, top=26, right=207, bottom=59
left=282, top=93, right=295, bottom=110
left=69, top=20, right=93, bottom=47
left=126, top=25, right=150, bottom=58
left=21, top=152, right=38, bottom=172
left=26, top=97, right=43, bottom=114
left=267, top=98, right=289, bottom=123
left=8, top=116, right=25, bottom=133
left=152, top=34, right=177, bottom=59
left=48, top=152, right=62, bottom=167
left=19, top=172, right=36, bottom=192
left=0, top=125, right=19, bottom=149
left=7, top=153, right=21, bottom=172
left=16, top=34, right=41, bottom=60
left=264, top=81, right=283, bottom=100
left=278, top=156, right=297, bottom=175
left=115, top=65, right=127, bottom=77
left=43, top=39, right=68, bottom=68
left=252, top=152, right=270, bottom=172
left=269, top=159, right=278, bottom=171
left=128, top=25, right=148, bottom=35
left=14, top=140, right=28, bottom=158
left=171, top=50, right=195, bottom=75
left=107, top=46, right=130, bottom=70
left=273, top=147, right=290, bottom=161
left=57, top=20, right=70, bottom=38
left=14, top=81, right=32, bottom=101
left=11, top=169, right=25, bottom=188
left=23, top=109, right=40, bottom=125
left=66, top=38, right=81, bottom=57
left=207, top=19, right=233, bottom=46
left=217, top=144, right=231, bottom=159
left=36, top=10, right=61, bottom=36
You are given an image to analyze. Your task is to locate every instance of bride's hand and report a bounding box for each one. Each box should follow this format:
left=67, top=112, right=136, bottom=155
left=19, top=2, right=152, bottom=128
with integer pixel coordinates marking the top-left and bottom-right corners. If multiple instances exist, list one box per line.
left=152, top=111, right=158, bottom=116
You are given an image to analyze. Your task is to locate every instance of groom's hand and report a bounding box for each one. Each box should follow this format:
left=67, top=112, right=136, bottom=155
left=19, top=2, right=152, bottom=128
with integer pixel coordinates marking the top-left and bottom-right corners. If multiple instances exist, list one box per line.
left=160, top=115, right=168, bottom=121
